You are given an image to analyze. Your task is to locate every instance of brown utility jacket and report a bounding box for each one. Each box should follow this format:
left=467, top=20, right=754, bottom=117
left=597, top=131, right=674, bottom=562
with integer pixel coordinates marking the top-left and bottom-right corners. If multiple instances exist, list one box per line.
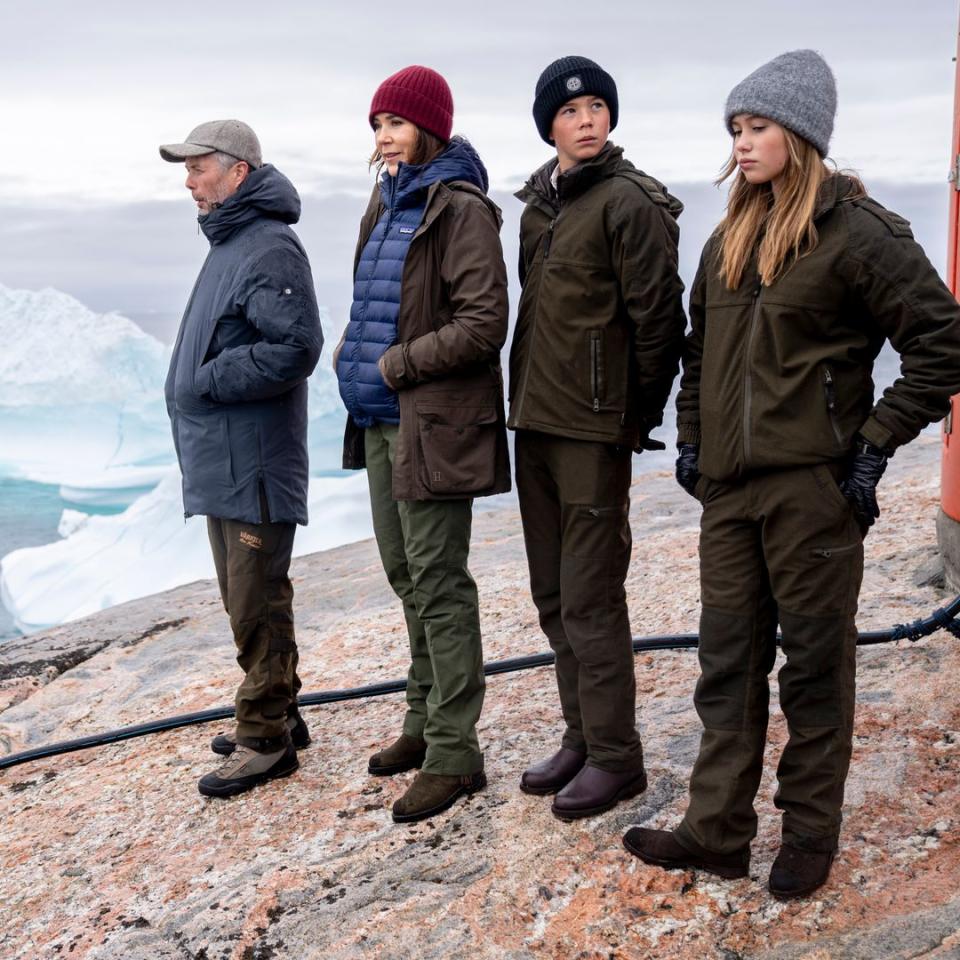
left=677, top=174, right=960, bottom=482
left=341, top=180, right=511, bottom=501
left=507, top=143, right=686, bottom=448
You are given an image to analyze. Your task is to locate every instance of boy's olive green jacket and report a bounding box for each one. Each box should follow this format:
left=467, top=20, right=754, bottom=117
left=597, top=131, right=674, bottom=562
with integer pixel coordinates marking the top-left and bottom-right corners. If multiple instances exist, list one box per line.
left=677, top=174, right=960, bottom=481
left=507, top=143, right=687, bottom=448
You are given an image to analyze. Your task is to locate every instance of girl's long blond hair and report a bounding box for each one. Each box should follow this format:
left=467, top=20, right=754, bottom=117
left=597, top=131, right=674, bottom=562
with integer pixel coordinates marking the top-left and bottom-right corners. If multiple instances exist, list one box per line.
left=715, top=125, right=863, bottom=290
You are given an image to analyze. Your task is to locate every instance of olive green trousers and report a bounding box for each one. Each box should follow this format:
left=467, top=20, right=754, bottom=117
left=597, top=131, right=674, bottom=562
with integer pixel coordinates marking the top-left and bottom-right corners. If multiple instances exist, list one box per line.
left=365, top=423, right=485, bottom=776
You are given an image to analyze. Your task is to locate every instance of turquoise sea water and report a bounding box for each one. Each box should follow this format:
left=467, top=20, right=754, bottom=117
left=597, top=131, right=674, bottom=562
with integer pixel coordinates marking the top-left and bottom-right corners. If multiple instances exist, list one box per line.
left=0, top=479, right=76, bottom=641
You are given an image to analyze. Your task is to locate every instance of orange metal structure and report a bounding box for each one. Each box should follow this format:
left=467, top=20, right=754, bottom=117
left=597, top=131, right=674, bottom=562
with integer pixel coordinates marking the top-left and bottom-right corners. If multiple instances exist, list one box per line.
left=942, top=17, right=960, bottom=523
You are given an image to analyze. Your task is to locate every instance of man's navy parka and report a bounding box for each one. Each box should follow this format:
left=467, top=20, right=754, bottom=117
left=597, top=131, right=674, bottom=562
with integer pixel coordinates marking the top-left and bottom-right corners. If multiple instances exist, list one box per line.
left=164, top=164, right=323, bottom=525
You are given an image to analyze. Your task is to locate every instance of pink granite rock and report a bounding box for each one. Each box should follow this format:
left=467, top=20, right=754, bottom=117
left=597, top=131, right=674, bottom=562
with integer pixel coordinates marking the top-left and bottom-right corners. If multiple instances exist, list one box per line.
left=1, top=436, right=958, bottom=959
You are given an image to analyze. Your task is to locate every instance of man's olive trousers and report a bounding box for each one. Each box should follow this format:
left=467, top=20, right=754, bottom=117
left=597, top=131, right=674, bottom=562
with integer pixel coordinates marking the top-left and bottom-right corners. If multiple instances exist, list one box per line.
left=515, top=430, right=643, bottom=773
left=207, top=495, right=301, bottom=747
left=677, top=464, right=863, bottom=856
left=365, top=423, right=485, bottom=777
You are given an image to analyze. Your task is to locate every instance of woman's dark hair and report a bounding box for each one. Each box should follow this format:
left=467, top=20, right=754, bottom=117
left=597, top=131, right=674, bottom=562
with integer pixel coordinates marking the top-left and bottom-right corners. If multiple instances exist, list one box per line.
left=369, top=126, right=447, bottom=173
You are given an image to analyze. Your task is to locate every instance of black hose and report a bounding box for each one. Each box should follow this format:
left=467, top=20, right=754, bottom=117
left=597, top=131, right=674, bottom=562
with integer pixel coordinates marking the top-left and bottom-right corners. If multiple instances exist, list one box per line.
left=2, top=596, right=959, bottom=773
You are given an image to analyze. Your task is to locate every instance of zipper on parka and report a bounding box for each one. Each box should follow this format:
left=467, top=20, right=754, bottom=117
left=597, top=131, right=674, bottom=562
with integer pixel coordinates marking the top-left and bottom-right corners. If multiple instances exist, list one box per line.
left=822, top=365, right=845, bottom=447
left=590, top=331, right=601, bottom=412
left=543, top=219, right=556, bottom=258
left=742, top=282, right=763, bottom=465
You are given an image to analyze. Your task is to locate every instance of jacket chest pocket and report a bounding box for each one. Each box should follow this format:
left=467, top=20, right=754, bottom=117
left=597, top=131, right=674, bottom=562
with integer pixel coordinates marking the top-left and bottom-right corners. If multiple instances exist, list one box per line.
left=416, top=402, right=498, bottom=495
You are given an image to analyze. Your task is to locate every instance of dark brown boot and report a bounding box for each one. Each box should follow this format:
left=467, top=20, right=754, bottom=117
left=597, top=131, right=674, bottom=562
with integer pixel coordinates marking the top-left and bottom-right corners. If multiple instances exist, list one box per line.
left=551, top=763, right=647, bottom=820
left=368, top=734, right=427, bottom=776
left=768, top=844, right=835, bottom=899
left=622, top=827, right=750, bottom=879
left=520, top=747, right=586, bottom=796
left=391, top=771, right=486, bottom=823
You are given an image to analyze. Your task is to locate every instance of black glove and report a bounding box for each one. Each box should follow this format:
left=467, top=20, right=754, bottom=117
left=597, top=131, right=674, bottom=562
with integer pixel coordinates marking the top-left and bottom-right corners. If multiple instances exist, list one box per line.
left=676, top=443, right=701, bottom=497
left=839, top=438, right=888, bottom=528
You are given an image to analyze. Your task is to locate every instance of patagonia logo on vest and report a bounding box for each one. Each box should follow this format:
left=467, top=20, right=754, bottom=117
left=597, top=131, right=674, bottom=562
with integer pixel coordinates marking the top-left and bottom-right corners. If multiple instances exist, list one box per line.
left=398, top=226, right=415, bottom=235
left=239, top=531, right=263, bottom=550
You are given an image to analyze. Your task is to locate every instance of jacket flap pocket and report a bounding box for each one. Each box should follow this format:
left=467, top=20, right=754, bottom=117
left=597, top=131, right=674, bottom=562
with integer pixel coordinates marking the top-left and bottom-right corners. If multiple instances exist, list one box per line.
left=415, top=403, right=498, bottom=428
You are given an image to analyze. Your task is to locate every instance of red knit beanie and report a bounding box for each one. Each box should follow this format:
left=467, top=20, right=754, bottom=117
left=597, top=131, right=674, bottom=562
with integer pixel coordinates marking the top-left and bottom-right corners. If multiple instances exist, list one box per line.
left=369, top=65, right=454, bottom=142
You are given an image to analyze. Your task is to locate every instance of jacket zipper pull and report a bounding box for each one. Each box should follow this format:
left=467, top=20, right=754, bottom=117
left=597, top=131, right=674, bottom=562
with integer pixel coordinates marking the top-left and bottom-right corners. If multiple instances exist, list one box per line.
left=823, top=367, right=837, bottom=411
left=543, top=220, right=556, bottom=258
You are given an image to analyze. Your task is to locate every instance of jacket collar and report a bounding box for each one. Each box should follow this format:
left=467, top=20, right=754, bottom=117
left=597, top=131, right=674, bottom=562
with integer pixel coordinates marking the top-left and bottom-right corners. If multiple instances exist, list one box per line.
left=516, top=141, right=623, bottom=214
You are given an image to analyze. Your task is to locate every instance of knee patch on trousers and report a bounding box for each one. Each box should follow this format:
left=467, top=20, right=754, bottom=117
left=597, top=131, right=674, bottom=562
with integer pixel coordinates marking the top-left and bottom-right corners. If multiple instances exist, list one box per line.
left=777, top=610, right=852, bottom=727
left=694, top=607, right=758, bottom=730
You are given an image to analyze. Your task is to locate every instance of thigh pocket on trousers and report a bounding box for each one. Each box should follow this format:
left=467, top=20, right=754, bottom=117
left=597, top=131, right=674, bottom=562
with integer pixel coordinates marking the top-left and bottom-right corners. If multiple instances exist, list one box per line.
left=417, top=403, right=498, bottom=494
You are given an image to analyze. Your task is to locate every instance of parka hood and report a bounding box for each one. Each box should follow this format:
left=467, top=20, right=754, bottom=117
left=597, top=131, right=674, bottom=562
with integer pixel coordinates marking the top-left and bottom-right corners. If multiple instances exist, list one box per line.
left=381, top=136, right=490, bottom=209
left=200, top=164, right=302, bottom=245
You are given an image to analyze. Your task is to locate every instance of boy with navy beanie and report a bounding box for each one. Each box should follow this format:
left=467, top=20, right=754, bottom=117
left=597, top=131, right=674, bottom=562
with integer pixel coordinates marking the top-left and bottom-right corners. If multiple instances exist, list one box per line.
left=509, top=56, right=686, bottom=819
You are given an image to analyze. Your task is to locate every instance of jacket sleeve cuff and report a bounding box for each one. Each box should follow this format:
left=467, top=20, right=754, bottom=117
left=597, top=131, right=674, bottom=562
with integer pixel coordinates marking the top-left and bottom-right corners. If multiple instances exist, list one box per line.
left=677, top=421, right=701, bottom=446
left=195, top=362, right=216, bottom=401
left=857, top=415, right=898, bottom=454
left=381, top=344, right=408, bottom=391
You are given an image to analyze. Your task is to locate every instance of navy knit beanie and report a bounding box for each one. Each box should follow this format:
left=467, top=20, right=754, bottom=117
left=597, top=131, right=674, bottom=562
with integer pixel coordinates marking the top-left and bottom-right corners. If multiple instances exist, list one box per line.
left=532, top=56, right=619, bottom=144
left=369, top=65, right=454, bottom=142
left=725, top=50, right=837, bottom=157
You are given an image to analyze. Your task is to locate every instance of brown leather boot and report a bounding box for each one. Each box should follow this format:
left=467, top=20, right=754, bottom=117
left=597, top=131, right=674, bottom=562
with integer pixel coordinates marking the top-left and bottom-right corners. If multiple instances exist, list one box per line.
left=768, top=844, right=835, bottom=899
left=520, top=747, right=586, bottom=795
left=551, top=763, right=647, bottom=820
left=392, top=771, right=486, bottom=823
left=368, top=734, right=427, bottom=776
left=622, top=827, right=750, bottom=880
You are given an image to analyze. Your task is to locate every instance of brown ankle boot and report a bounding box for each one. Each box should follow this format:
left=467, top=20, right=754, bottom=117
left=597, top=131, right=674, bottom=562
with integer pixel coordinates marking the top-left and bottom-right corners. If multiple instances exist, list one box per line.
left=368, top=734, right=427, bottom=776
left=392, top=771, right=486, bottom=823
left=622, top=827, right=750, bottom=880
left=768, top=844, right=835, bottom=899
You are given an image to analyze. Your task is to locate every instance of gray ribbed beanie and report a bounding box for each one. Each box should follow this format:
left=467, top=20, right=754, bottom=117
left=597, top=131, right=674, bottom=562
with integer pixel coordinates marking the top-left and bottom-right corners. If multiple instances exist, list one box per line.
left=724, top=49, right=837, bottom=157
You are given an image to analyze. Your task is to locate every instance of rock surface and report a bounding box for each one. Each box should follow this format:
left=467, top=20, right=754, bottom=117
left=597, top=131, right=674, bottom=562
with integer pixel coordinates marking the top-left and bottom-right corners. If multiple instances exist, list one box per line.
left=1, top=436, right=959, bottom=959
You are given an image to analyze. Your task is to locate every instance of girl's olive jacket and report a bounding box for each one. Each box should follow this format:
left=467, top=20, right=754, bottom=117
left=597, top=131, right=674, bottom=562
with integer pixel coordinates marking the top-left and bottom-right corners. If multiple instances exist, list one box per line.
left=341, top=179, right=511, bottom=501
left=677, top=174, right=960, bottom=482
left=508, top=143, right=687, bottom=449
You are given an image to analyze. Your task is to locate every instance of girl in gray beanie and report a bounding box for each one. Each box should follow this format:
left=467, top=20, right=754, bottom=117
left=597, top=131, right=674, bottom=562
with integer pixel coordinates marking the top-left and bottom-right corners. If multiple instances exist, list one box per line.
left=623, top=50, right=960, bottom=901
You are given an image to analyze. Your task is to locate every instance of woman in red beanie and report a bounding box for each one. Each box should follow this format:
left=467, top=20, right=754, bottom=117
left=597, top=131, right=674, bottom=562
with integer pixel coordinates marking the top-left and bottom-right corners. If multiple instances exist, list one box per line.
left=335, top=65, right=511, bottom=823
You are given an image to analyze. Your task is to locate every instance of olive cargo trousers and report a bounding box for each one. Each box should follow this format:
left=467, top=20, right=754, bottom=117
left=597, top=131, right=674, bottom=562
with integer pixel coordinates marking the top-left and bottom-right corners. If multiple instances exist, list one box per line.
left=677, top=464, right=863, bottom=856
left=365, top=423, right=485, bottom=776
left=207, top=493, right=301, bottom=746
left=515, top=430, right=644, bottom=773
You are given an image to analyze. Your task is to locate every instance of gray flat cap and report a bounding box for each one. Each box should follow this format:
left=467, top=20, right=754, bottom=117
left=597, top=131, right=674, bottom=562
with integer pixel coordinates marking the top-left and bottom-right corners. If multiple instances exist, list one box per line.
left=725, top=49, right=837, bottom=157
left=159, top=119, right=262, bottom=168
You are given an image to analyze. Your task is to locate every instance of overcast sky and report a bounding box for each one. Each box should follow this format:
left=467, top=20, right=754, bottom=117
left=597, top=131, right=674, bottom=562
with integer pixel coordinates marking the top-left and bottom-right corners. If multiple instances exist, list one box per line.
left=2, top=0, right=958, bottom=205
left=0, top=0, right=957, bottom=335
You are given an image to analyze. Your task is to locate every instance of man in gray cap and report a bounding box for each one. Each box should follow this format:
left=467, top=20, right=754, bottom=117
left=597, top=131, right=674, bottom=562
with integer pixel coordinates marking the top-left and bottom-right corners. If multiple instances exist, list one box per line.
left=160, top=119, right=323, bottom=798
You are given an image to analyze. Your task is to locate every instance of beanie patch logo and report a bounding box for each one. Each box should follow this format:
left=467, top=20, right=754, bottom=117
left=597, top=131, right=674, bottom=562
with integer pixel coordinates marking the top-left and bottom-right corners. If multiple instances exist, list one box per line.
left=566, top=76, right=583, bottom=93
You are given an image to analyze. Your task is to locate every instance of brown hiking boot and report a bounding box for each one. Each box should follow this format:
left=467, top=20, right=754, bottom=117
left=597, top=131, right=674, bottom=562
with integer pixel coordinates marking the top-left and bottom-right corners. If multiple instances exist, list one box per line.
left=211, top=712, right=311, bottom=756
left=622, top=827, right=750, bottom=880
left=368, top=733, right=427, bottom=776
left=198, top=740, right=298, bottom=798
left=768, top=844, right=835, bottom=899
left=391, top=771, right=486, bottom=823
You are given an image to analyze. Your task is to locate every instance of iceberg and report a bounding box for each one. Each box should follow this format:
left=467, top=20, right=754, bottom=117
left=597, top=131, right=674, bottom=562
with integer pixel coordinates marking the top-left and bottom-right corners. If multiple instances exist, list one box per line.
left=0, top=282, right=344, bottom=504
left=0, top=466, right=374, bottom=634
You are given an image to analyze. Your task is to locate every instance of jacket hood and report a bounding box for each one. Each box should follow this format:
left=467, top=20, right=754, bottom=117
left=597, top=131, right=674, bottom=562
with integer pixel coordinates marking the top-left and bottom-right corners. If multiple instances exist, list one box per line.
left=200, top=164, right=301, bottom=245
left=381, top=136, right=489, bottom=209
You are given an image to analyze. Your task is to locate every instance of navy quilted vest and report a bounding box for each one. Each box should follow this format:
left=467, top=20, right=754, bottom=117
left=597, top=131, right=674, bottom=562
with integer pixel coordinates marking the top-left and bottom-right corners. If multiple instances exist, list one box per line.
left=337, top=138, right=489, bottom=427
